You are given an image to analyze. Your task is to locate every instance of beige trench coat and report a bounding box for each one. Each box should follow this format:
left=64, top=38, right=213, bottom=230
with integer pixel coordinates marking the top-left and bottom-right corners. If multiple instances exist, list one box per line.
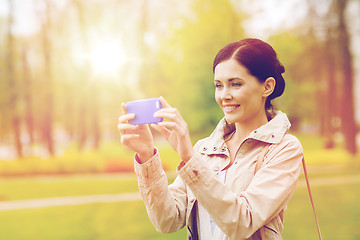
left=134, top=112, right=303, bottom=239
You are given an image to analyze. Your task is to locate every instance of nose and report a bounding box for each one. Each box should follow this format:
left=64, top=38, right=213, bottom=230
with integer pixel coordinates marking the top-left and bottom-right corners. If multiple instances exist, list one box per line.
left=221, top=87, right=232, bottom=101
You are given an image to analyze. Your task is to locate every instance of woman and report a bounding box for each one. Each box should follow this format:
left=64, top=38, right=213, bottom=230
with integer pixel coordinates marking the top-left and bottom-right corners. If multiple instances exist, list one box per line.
left=118, top=38, right=303, bottom=239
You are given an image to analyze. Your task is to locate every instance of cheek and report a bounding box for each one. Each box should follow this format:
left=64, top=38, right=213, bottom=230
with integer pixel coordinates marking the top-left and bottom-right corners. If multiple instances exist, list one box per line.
left=214, top=90, right=221, bottom=105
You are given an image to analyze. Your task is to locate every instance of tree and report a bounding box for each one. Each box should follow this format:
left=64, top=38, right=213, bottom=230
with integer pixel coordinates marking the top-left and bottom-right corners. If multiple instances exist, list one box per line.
left=73, top=0, right=101, bottom=150
left=22, top=44, right=35, bottom=145
left=305, top=0, right=357, bottom=154
left=6, top=0, right=22, bottom=157
left=336, top=0, right=357, bottom=155
left=40, top=0, right=55, bottom=156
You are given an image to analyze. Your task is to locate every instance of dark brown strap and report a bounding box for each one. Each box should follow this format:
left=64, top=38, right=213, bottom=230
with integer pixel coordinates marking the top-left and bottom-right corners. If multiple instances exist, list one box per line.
left=302, top=157, right=322, bottom=240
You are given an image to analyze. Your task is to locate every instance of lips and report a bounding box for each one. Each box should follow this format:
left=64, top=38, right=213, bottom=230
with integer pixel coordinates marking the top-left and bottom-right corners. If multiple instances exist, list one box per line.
left=223, top=104, right=240, bottom=113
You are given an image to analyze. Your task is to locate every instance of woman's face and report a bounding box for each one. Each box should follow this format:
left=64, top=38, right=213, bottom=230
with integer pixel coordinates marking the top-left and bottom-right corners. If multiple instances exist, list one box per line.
left=214, top=59, right=267, bottom=125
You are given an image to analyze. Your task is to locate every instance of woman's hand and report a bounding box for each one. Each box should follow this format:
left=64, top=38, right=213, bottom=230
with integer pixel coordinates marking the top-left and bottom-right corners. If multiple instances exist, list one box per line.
left=118, top=103, right=155, bottom=163
left=151, top=97, right=194, bottom=162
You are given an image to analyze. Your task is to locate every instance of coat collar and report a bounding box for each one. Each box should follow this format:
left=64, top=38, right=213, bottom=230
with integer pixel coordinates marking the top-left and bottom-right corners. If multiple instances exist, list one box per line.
left=198, top=111, right=291, bottom=155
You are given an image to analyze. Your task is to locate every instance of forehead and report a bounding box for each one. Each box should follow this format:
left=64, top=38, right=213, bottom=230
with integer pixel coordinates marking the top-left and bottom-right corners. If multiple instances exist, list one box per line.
left=214, top=59, right=251, bottom=81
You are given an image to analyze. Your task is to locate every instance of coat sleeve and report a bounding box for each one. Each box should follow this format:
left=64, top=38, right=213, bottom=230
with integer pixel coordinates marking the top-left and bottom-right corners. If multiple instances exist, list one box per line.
left=134, top=149, right=188, bottom=233
left=178, top=134, right=303, bottom=239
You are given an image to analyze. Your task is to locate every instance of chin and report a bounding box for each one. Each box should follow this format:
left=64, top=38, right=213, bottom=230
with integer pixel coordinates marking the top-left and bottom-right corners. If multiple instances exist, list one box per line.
left=224, top=116, right=238, bottom=124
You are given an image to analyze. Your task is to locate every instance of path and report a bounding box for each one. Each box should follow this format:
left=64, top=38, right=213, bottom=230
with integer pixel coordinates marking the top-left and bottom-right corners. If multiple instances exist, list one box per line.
left=1, top=174, right=360, bottom=211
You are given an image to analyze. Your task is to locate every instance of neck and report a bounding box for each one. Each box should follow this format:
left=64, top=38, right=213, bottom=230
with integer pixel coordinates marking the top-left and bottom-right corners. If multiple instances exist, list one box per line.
left=233, top=112, right=269, bottom=142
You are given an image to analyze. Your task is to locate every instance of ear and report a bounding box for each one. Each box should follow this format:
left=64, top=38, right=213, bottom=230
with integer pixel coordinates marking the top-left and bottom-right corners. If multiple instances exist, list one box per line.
left=263, top=77, right=276, bottom=97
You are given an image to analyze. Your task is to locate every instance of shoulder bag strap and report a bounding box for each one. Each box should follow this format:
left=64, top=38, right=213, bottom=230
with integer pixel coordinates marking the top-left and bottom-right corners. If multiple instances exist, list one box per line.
left=302, top=157, right=323, bottom=240
left=255, top=145, right=323, bottom=240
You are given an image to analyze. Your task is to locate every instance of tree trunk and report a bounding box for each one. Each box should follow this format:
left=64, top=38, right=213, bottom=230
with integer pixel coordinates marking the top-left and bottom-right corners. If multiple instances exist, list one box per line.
left=324, top=31, right=337, bottom=149
left=7, top=0, right=23, bottom=158
left=336, top=0, right=357, bottom=155
left=74, top=0, right=101, bottom=150
left=41, top=0, right=55, bottom=156
left=22, top=45, right=35, bottom=145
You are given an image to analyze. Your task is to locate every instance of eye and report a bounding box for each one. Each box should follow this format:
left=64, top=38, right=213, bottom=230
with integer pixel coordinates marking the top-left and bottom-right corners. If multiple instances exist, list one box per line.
left=232, top=82, right=242, bottom=87
left=215, top=83, right=223, bottom=88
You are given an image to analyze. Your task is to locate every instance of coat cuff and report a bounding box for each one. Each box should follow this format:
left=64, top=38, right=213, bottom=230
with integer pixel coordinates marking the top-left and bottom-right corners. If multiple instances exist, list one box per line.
left=134, top=148, right=165, bottom=183
left=177, top=152, right=213, bottom=189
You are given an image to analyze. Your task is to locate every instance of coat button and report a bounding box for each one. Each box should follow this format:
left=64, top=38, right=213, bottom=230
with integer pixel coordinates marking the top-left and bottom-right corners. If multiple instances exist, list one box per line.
left=221, top=148, right=226, bottom=152
left=214, top=166, right=220, bottom=171
left=202, top=147, right=207, bottom=151
left=271, top=134, right=275, bottom=138
left=213, top=147, right=217, bottom=151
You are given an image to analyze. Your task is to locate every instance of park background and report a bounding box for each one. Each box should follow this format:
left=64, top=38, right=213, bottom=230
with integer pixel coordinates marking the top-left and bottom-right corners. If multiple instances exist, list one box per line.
left=0, top=0, right=360, bottom=239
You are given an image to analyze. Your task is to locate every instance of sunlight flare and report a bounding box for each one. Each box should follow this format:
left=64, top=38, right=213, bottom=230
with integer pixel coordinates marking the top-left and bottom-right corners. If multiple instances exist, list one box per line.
left=88, top=37, right=128, bottom=77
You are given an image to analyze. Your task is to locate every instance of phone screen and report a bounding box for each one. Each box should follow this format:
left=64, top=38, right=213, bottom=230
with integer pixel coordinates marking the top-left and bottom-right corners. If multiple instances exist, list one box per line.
left=126, top=98, right=163, bottom=125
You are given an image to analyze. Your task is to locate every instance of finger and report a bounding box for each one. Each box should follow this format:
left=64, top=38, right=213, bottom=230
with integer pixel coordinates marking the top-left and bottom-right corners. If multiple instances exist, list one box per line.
left=118, top=123, right=137, bottom=131
left=155, top=104, right=184, bottom=119
left=118, top=125, right=137, bottom=136
left=153, top=111, right=177, bottom=121
left=157, top=121, right=188, bottom=137
left=156, top=121, right=179, bottom=131
left=121, top=103, right=127, bottom=115
left=118, top=113, right=135, bottom=123
left=120, top=134, right=140, bottom=144
left=154, top=110, right=187, bottom=130
left=159, top=96, right=171, bottom=108
left=151, top=123, right=172, bottom=139
left=137, top=124, right=150, bottom=131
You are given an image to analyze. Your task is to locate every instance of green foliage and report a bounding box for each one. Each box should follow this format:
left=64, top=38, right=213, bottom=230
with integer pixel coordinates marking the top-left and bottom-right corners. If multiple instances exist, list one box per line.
left=144, top=0, right=246, bottom=137
left=0, top=142, right=136, bottom=177
left=0, top=141, right=182, bottom=177
left=268, top=33, right=320, bottom=124
left=0, top=0, right=358, bottom=158
left=0, top=133, right=359, bottom=177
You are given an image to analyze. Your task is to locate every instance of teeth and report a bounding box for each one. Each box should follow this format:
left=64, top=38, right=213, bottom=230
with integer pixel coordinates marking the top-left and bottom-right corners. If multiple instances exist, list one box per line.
left=224, top=106, right=238, bottom=110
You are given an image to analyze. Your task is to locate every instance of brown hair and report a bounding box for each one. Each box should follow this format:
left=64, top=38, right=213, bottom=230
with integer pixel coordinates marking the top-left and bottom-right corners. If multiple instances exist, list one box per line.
left=213, top=38, right=285, bottom=119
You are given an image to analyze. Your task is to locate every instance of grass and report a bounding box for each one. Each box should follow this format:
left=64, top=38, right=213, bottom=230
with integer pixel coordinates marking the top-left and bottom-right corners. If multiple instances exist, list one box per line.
left=0, top=134, right=359, bottom=239
left=0, top=166, right=359, bottom=239
left=283, top=181, right=360, bottom=240
left=0, top=174, right=139, bottom=201
left=0, top=201, right=185, bottom=240
left=0, top=179, right=359, bottom=239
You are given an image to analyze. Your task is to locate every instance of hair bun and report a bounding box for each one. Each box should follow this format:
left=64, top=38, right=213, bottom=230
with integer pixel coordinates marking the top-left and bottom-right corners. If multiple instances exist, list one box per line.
left=278, top=63, right=285, bottom=74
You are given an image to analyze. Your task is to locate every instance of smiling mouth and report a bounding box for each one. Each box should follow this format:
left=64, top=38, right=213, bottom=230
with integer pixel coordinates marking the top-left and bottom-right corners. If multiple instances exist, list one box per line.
left=223, top=105, right=240, bottom=113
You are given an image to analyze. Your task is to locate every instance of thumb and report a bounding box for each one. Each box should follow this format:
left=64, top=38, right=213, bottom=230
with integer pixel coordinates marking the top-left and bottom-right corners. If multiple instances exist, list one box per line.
left=121, top=103, right=127, bottom=114
left=159, top=96, right=171, bottom=108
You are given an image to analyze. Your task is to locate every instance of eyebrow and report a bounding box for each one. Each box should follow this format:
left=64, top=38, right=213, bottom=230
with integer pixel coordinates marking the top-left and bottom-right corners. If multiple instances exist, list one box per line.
left=214, top=77, right=243, bottom=82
